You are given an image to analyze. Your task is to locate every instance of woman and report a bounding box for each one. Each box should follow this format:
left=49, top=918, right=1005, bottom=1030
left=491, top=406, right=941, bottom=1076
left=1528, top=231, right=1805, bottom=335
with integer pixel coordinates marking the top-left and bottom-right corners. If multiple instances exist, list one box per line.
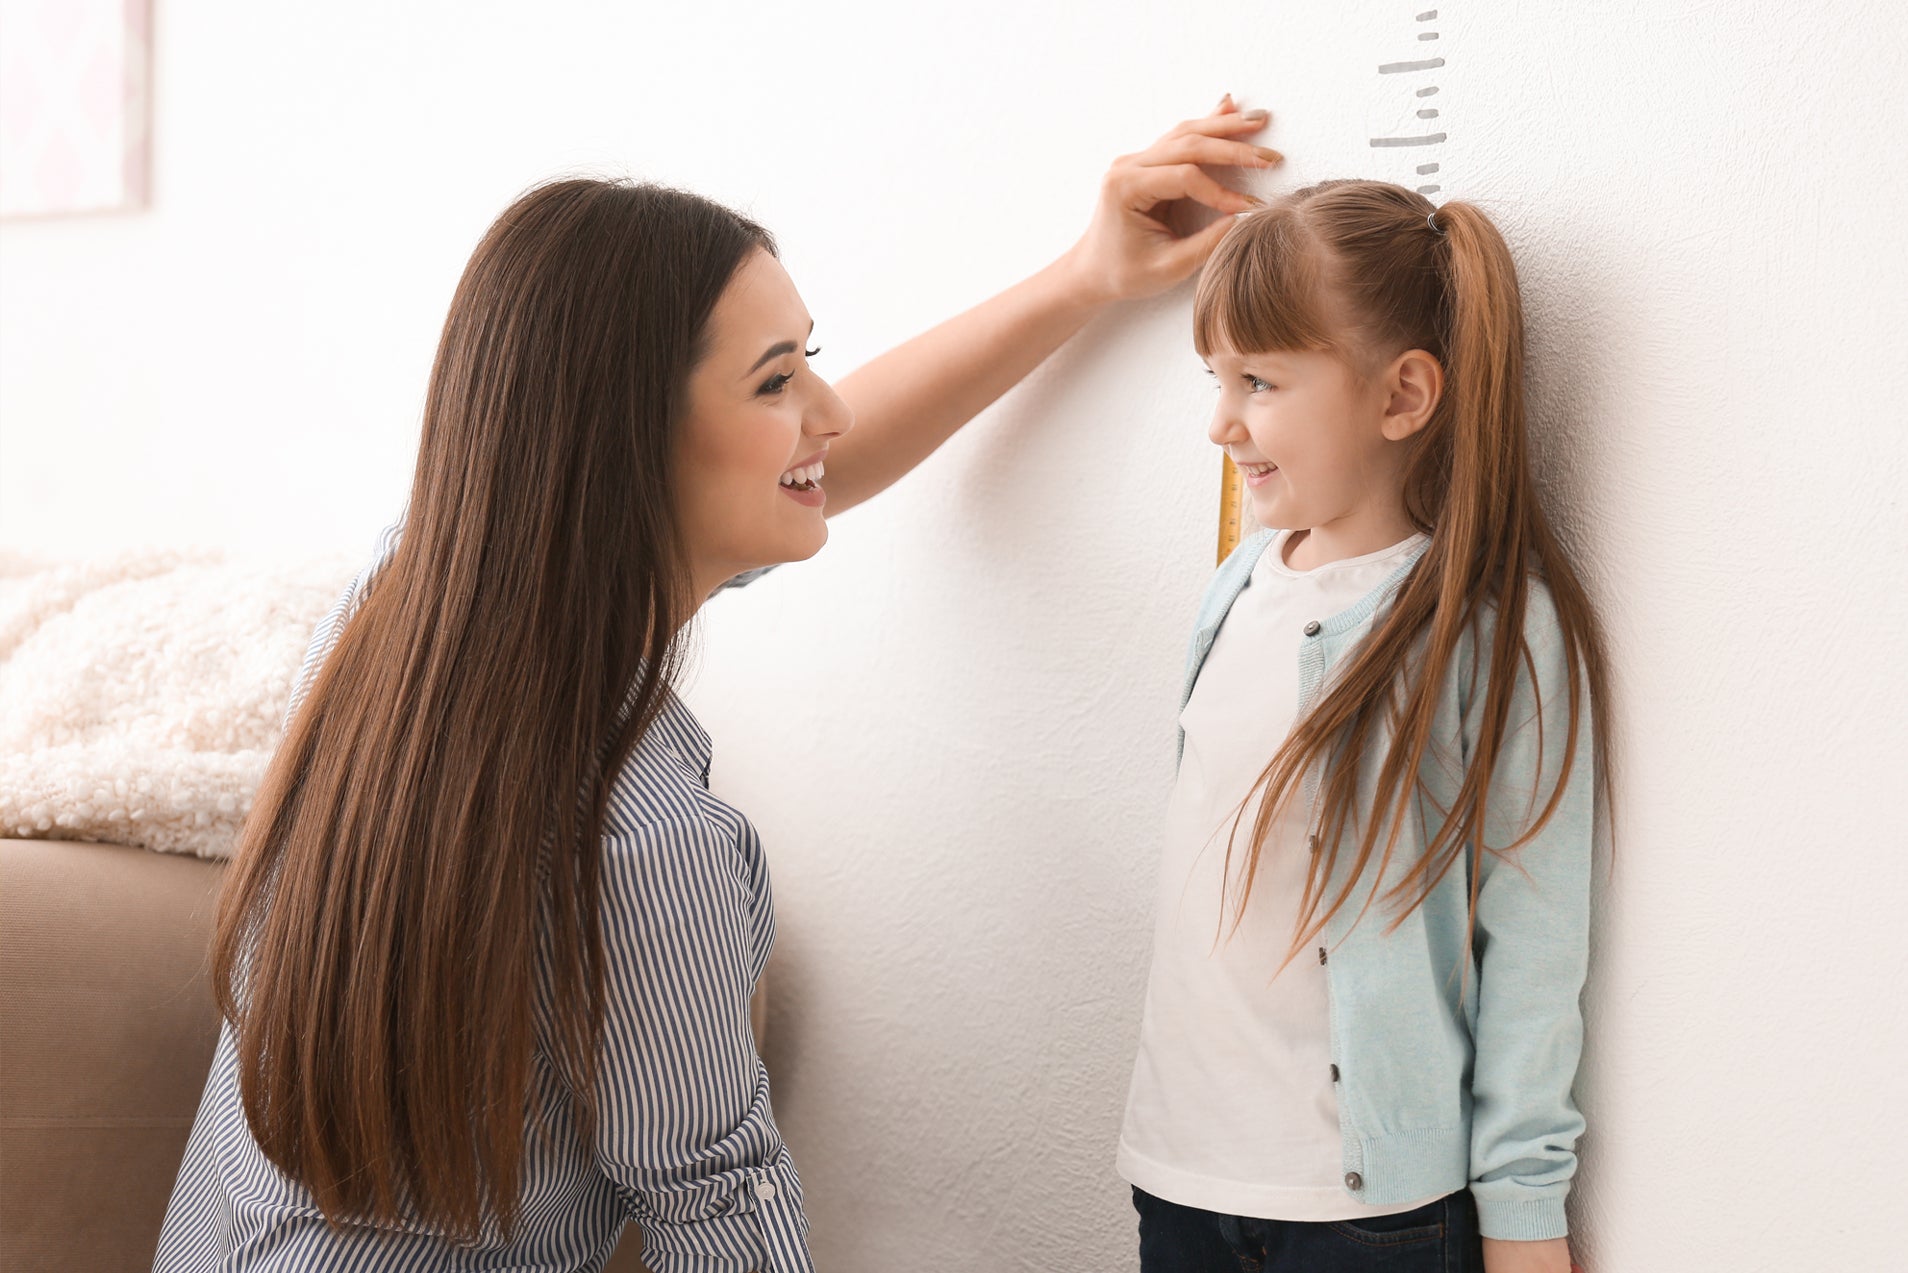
left=154, top=98, right=1280, bottom=1273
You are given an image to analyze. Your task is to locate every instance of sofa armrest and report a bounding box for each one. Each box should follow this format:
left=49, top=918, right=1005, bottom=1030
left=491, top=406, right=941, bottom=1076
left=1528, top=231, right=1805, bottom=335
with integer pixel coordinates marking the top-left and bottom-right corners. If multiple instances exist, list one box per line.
left=0, top=839, right=225, bottom=1272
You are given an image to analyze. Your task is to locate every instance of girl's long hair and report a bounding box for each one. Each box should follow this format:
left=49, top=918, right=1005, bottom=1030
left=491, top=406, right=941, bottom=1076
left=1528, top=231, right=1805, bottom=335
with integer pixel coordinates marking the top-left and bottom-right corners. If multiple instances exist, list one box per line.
left=1192, top=179, right=1614, bottom=970
left=210, top=179, right=774, bottom=1241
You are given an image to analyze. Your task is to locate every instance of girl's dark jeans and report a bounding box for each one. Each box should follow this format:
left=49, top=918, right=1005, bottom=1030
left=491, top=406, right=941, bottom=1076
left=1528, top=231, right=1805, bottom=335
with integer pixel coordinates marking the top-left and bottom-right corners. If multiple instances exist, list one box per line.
left=1133, top=1184, right=1486, bottom=1273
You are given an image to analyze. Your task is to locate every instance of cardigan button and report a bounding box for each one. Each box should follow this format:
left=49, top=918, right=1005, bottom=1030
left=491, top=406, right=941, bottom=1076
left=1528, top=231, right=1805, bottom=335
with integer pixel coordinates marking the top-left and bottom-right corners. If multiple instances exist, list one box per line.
left=1317, top=946, right=1328, bottom=966
left=1345, top=1171, right=1364, bottom=1191
left=1330, top=1063, right=1340, bottom=1082
left=1303, top=620, right=1322, bottom=636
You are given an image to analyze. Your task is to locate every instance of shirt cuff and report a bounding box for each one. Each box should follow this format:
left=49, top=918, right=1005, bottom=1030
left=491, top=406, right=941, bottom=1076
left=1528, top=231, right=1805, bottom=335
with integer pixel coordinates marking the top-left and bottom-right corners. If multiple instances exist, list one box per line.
left=635, top=1149, right=812, bottom=1273
left=1472, top=1193, right=1568, bottom=1241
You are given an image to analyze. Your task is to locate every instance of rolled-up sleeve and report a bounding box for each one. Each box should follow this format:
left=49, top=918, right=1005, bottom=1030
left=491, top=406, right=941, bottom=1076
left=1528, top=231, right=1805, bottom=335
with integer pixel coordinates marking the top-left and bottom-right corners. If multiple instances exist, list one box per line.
left=592, top=815, right=811, bottom=1273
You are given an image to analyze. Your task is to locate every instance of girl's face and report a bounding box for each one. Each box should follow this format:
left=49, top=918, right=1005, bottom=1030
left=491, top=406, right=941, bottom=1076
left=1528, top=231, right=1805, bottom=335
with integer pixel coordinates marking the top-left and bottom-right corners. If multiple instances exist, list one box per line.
left=675, top=249, right=854, bottom=598
left=1203, top=342, right=1430, bottom=536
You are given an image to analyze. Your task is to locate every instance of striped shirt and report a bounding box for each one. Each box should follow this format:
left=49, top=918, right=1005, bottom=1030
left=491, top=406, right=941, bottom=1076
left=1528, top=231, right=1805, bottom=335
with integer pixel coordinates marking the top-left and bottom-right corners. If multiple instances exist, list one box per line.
left=154, top=521, right=810, bottom=1273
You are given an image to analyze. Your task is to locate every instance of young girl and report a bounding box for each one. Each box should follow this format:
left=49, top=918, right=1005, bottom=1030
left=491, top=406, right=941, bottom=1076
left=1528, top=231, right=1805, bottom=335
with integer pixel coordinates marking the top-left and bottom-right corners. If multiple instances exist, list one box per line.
left=1118, top=180, right=1610, bottom=1273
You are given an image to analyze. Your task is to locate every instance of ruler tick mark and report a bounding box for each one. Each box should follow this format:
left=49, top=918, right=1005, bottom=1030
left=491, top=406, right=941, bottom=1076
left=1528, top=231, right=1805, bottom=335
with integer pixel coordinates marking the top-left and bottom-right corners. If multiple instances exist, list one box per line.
left=1380, top=18, right=1449, bottom=225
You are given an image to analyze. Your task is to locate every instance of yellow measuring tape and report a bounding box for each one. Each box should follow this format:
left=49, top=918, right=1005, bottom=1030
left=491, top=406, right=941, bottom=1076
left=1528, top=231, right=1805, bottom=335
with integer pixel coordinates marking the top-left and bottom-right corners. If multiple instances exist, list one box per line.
left=1217, top=454, right=1247, bottom=565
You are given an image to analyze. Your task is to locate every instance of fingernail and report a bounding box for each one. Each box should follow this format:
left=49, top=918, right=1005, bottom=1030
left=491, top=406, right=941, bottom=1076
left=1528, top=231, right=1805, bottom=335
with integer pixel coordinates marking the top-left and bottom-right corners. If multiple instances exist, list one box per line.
left=1219, top=92, right=1234, bottom=110
left=1243, top=109, right=1270, bottom=122
left=1254, top=147, right=1284, bottom=164
left=1244, top=195, right=1267, bottom=208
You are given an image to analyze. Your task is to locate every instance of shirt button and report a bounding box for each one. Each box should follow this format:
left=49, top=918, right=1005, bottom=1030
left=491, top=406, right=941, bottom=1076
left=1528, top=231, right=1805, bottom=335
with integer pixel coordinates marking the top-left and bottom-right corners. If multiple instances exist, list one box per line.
left=1345, top=1171, right=1364, bottom=1191
left=754, top=1179, right=778, bottom=1201
left=1303, top=620, right=1322, bottom=636
left=1330, top=1063, right=1340, bottom=1082
left=1317, top=946, right=1328, bottom=966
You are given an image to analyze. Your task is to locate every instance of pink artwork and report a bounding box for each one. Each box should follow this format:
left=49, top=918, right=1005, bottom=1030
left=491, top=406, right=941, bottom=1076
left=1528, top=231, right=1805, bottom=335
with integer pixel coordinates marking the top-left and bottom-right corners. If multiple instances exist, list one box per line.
left=0, top=0, right=151, bottom=217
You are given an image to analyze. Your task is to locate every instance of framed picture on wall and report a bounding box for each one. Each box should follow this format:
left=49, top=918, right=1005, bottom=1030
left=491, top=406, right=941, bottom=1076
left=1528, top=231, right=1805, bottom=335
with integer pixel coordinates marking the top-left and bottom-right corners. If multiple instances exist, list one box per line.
left=0, top=0, right=151, bottom=218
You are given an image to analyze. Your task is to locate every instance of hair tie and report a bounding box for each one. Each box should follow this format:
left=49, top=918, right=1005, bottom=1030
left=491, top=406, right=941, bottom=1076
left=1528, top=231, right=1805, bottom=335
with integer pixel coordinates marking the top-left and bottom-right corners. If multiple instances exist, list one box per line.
left=1426, top=209, right=1445, bottom=236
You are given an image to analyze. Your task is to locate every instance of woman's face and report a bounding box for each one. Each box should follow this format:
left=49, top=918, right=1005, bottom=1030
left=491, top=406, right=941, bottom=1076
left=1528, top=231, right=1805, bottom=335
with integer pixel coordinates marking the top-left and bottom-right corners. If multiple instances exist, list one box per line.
left=675, top=249, right=854, bottom=597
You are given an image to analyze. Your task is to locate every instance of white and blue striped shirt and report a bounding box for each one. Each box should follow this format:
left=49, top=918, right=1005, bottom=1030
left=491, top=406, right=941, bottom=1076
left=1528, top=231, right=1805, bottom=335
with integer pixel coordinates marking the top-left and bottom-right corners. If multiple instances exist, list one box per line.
left=155, top=522, right=810, bottom=1273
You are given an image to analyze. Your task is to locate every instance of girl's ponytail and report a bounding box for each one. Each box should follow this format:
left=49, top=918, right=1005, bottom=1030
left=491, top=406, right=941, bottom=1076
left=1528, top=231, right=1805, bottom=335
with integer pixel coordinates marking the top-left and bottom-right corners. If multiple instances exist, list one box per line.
left=1418, top=199, right=1529, bottom=581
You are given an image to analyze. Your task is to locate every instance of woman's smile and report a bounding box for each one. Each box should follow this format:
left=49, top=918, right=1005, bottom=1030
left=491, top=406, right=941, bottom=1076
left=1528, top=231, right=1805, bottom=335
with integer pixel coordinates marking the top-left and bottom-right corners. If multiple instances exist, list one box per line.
left=778, top=450, right=827, bottom=506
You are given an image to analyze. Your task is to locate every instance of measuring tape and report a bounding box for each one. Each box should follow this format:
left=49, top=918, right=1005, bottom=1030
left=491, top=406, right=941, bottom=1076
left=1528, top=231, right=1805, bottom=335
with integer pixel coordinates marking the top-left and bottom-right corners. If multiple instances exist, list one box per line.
left=1217, top=455, right=1247, bottom=565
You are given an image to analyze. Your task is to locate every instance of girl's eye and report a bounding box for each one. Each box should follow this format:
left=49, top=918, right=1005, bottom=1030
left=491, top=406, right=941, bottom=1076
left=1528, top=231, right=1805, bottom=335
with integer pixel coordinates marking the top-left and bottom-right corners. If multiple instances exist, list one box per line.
left=1202, top=368, right=1274, bottom=392
left=805, top=345, right=822, bottom=358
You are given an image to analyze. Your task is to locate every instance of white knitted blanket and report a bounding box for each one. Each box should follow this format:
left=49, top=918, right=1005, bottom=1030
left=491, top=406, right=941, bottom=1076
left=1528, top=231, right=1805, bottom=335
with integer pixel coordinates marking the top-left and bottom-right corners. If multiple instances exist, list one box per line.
left=0, top=550, right=353, bottom=859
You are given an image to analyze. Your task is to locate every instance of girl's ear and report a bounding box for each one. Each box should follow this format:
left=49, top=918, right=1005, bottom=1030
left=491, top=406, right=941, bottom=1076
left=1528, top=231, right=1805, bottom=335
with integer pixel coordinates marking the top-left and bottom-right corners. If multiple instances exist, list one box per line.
left=1380, top=349, right=1444, bottom=442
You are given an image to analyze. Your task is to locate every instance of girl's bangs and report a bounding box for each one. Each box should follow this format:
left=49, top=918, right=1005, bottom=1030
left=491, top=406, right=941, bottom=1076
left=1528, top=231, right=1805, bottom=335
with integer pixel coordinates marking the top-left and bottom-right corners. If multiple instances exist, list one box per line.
left=1193, top=210, right=1337, bottom=359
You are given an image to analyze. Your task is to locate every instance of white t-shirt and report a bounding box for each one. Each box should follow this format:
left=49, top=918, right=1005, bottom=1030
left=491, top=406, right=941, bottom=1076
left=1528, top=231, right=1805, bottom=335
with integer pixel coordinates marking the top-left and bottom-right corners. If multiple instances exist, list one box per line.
left=1117, top=526, right=1440, bottom=1221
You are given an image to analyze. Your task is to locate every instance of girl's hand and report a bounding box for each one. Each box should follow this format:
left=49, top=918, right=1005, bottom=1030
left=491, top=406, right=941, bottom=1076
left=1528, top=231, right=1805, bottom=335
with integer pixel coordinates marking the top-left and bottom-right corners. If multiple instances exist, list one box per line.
left=1056, top=94, right=1284, bottom=307
left=1482, top=1237, right=1580, bottom=1273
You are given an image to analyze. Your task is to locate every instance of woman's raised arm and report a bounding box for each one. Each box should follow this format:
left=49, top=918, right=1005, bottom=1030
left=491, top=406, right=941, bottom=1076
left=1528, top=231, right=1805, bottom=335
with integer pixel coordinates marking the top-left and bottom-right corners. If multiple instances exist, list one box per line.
left=820, top=96, right=1283, bottom=516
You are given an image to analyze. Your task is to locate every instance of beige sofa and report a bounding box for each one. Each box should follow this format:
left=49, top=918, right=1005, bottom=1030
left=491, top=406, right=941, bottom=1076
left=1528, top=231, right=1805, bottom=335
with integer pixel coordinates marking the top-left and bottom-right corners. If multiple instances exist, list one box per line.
left=0, top=837, right=663, bottom=1272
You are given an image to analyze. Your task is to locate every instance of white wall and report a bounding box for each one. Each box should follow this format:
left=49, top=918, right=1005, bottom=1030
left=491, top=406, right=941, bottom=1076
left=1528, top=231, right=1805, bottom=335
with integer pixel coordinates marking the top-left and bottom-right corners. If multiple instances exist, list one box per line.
left=4, top=1, right=1904, bottom=1267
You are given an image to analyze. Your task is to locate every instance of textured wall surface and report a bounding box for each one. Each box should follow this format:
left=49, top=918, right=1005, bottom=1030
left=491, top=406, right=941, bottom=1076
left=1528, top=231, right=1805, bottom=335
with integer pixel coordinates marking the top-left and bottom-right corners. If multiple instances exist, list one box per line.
left=3, top=2, right=1903, bottom=1268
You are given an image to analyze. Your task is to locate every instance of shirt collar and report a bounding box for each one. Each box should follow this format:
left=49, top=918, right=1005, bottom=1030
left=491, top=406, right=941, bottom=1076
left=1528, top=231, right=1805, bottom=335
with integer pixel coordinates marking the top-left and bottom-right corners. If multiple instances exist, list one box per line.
left=649, top=683, right=714, bottom=783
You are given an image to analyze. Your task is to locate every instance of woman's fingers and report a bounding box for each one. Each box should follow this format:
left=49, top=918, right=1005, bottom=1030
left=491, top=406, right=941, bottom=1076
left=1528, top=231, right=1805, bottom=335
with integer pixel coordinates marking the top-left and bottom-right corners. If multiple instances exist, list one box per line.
left=1166, top=106, right=1273, bottom=141
left=1141, top=133, right=1284, bottom=172
left=1117, top=160, right=1261, bottom=217
left=1110, top=101, right=1280, bottom=220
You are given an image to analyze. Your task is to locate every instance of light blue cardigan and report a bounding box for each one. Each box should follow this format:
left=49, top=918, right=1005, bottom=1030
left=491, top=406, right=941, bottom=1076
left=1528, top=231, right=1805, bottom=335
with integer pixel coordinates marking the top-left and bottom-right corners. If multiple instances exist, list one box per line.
left=1179, top=528, right=1596, bottom=1242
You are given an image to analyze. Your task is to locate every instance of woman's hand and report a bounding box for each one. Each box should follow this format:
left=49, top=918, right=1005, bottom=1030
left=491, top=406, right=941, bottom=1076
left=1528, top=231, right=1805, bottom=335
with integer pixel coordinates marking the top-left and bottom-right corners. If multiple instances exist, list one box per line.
left=1056, top=94, right=1283, bottom=307
left=1482, top=1236, right=1580, bottom=1273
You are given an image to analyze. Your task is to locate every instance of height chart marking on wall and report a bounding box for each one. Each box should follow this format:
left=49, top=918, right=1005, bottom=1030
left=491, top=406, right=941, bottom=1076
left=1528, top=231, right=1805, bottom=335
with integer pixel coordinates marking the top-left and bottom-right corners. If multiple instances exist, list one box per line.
left=1371, top=7, right=1447, bottom=196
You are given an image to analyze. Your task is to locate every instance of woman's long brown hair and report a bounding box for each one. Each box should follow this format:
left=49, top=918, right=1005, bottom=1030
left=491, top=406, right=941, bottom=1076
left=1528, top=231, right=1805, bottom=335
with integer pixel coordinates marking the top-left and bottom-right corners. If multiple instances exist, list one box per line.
left=1192, top=179, right=1614, bottom=972
left=210, top=179, right=774, bottom=1241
